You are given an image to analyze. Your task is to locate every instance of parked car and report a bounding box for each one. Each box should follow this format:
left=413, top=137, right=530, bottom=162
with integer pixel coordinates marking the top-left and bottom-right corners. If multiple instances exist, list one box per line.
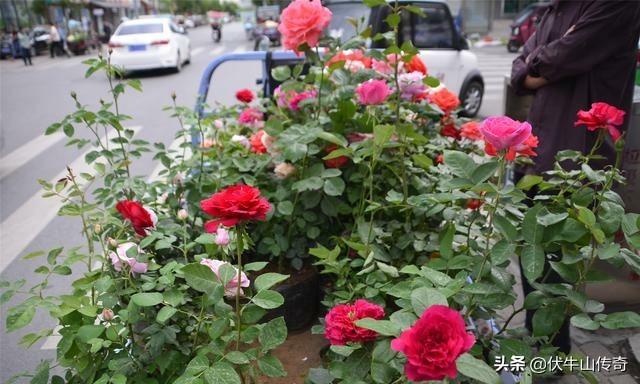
left=31, top=26, right=50, bottom=55
left=325, top=0, right=484, bottom=117
left=108, top=18, right=191, bottom=72
left=0, top=33, right=13, bottom=59
left=507, top=2, right=549, bottom=53
left=253, top=20, right=281, bottom=48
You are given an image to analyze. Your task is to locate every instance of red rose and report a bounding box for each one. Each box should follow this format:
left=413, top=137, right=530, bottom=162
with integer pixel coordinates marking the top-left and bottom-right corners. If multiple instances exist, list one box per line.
left=431, top=88, right=460, bottom=115
left=250, top=130, right=273, bottom=154
left=235, top=88, right=254, bottom=103
left=116, top=200, right=157, bottom=237
left=460, top=121, right=483, bottom=141
left=574, top=102, right=625, bottom=142
left=200, top=184, right=271, bottom=232
left=435, top=154, right=444, bottom=165
left=347, top=132, right=374, bottom=143
left=440, top=123, right=460, bottom=140
left=324, top=299, right=385, bottom=345
left=404, top=55, right=427, bottom=75
left=238, top=107, right=264, bottom=128
left=324, top=144, right=349, bottom=168
left=466, top=199, right=483, bottom=210
left=391, top=305, right=475, bottom=381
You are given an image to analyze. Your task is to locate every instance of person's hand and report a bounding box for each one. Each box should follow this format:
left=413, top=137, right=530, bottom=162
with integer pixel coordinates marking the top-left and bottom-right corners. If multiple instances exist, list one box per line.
left=524, top=75, right=548, bottom=90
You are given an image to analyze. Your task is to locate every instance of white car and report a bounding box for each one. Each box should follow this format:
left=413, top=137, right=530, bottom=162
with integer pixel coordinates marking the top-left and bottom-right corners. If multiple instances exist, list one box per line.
left=108, top=18, right=191, bottom=72
left=325, top=0, right=484, bottom=117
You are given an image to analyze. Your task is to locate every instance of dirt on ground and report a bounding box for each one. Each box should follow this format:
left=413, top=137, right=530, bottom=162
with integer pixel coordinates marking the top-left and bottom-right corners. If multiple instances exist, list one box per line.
left=263, top=328, right=327, bottom=384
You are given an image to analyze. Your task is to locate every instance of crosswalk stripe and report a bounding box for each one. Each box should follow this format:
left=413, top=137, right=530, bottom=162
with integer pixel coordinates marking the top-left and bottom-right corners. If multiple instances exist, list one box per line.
left=209, top=46, right=225, bottom=56
left=0, top=126, right=142, bottom=274
left=191, top=47, right=205, bottom=57
left=0, top=132, right=66, bottom=180
left=233, top=46, right=246, bottom=53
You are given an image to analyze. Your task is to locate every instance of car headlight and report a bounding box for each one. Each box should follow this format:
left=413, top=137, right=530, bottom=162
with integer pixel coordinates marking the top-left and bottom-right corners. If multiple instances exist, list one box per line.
left=512, top=27, right=519, bottom=36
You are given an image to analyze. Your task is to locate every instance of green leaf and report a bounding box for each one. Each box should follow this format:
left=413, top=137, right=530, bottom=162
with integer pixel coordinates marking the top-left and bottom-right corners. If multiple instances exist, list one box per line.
left=218, top=263, right=237, bottom=287
left=30, top=360, right=50, bottom=384
left=516, top=174, right=543, bottom=191
left=225, top=351, right=250, bottom=365
left=252, top=290, right=285, bottom=309
left=6, top=303, right=36, bottom=332
left=491, top=240, right=515, bottom=265
left=254, top=273, right=289, bottom=291
left=373, top=124, right=394, bottom=147
left=532, top=303, right=565, bottom=336
left=411, top=154, right=433, bottom=170
left=324, top=177, right=345, bottom=196
left=600, top=312, right=640, bottom=329
left=522, top=204, right=544, bottom=244
left=410, top=287, right=447, bottom=316
left=131, top=292, right=163, bottom=307
left=493, top=214, right=518, bottom=241
left=536, top=208, right=568, bottom=227
left=354, top=318, right=401, bottom=337
left=245, top=262, right=269, bottom=272
left=570, top=314, right=599, bottom=331
left=185, top=355, right=209, bottom=376
left=258, top=354, right=286, bottom=377
left=156, top=306, right=178, bottom=324
left=259, top=317, right=287, bottom=351
left=439, top=223, right=455, bottom=259
left=203, top=362, right=241, bottom=384
left=576, top=206, right=596, bottom=227
left=363, top=0, right=386, bottom=7
left=521, top=244, right=545, bottom=281
left=471, top=161, right=499, bottom=184
left=182, top=263, right=217, bottom=293
left=77, top=325, right=105, bottom=343
left=271, top=66, right=291, bottom=82
left=385, top=13, right=400, bottom=28
left=456, top=353, right=501, bottom=384
left=317, top=131, right=348, bottom=147
left=444, top=150, right=475, bottom=179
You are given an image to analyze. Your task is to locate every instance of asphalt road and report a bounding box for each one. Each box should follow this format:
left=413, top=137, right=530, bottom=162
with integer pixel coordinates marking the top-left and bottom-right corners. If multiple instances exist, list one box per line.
left=0, top=22, right=515, bottom=381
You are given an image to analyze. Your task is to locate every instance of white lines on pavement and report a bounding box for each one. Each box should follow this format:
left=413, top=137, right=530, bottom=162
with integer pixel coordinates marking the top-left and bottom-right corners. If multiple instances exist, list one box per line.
left=208, top=46, right=225, bottom=56
left=191, top=47, right=205, bottom=57
left=0, top=126, right=142, bottom=274
left=233, top=46, right=246, bottom=53
left=0, top=132, right=66, bottom=180
left=40, top=326, right=61, bottom=350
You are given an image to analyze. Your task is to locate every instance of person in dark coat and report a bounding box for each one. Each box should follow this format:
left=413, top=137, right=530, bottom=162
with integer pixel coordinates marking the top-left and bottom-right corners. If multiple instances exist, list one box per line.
left=512, top=0, right=640, bottom=174
left=510, top=0, right=640, bottom=355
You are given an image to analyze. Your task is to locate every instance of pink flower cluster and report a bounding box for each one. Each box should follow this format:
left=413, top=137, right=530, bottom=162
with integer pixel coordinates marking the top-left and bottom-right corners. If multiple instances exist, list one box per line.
left=200, top=258, right=250, bottom=297
left=109, top=242, right=148, bottom=275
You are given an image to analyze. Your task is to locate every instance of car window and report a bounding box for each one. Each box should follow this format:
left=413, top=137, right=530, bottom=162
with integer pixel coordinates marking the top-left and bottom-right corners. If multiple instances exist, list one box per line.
left=325, top=2, right=370, bottom=40
left=116, top=23, right=164, bottom=35
left=401, top=4, right=454, bottom=49
left=169, top=23, right=182, bottom=33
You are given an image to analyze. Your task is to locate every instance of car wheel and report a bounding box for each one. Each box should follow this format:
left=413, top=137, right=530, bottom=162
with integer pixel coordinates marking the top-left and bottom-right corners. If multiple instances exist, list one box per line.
left=174, top=52, right=182, bottom=73
left=459, top=80, right=483, bottom=118
left=185, top=46, right=191, bottom=64
left=507, top=41, right=519, bottom=53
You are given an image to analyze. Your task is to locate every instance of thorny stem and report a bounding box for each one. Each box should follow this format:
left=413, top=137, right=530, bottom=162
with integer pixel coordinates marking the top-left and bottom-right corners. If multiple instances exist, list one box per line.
left=496, top=306, right=525, bottom=335
left=235, top=226, right=244, bottom=350
left=192, top=295, right=206, bottom=353
left=105, top=53, right=131, bottom=180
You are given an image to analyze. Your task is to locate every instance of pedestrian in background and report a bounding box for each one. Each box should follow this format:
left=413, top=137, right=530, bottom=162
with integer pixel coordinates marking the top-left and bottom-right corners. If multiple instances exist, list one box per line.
left=18, top=28, right=32, bottom=66
left=49, top=23, right=62, bottom=58
left=11, top=30, right=19, bottom=59
left=511, top=0, right=640, bottom=355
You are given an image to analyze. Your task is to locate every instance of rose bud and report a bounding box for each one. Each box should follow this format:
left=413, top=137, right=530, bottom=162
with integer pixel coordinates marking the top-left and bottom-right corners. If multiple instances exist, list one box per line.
left=93, top=224, right=102, bottom=234
left=107, top=237, right=118, bottom=248
left=435, top=154, right=444, bottom=165
left=274, top=163, right=296, bottom=179
left=102, top=308, right=115, bottom=321
left=466, top=199, right=483, bottom=210
left=177, top=209, right=188, bottom=221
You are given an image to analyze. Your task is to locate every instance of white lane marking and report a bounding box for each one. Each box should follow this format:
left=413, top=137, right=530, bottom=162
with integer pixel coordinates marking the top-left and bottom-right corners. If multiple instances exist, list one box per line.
left=40, top=326, right=62, bottom=350
left=0, top=126, right=142, bottom=274
left=0, top=133, right=66, bottom=180
left=147, top=133, right=192, bottom=182
left=208, top=46, right=225, bottom=56
left=191, top=47, right=205, bottom=57
left=232, top=46, right=246, bottom=53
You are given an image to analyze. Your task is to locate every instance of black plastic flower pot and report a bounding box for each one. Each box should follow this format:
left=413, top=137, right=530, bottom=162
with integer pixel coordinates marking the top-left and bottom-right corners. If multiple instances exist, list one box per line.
left=263, top=265, right=320, bottom=332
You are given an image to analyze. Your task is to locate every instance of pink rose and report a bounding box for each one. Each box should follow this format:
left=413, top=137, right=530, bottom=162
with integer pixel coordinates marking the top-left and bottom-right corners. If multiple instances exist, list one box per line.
left=200, top=258, right=250, bottom=297
left=289, top=89, right=317, bottom=111
left=391, top=305, right=475, bottom=381
left=109, top=242, right=148, bottom=275
left=479, top=116, right=532, bottom=152
left=324, top=299, right=385, bottom=345
left=355, top=79, right=392, bottom=105
left=278, top=0, right=332, bottom=54
left=215, top=227, right=230, bottom=246
left=238, top=107, right=264, bottom=129
left=372, top=59, right=393, bottom=76
left=574, top=102, right=626, bottom=142
left=398, top=71, right=427, bottom=101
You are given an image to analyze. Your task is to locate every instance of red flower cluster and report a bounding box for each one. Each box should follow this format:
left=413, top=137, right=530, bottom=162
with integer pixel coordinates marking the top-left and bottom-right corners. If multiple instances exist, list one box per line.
left=440, top=122, right=460, bottom=140
left=200, top=184, right=271, bottom=232
left=324, top=144, right=349, bottom=168
left=249, top=130, right=272, bottom=154
left=326, top=49, right=372, bottom=69
left=466, top=199, right=483, bottom=210
left=324, top=299, right=385, bottom=345
left=485, top=133, right=539, bottom=161
left=235, top=88, right=254, bottom=103
left=460, top=121, right=483, bottom=141
left=574, top=102, right=625, bottom=142
left=116, top=200, right=157, bottom=237
left=404, top=55, right=427, bottom=75
left=391, top=305, right=475, bottom=381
